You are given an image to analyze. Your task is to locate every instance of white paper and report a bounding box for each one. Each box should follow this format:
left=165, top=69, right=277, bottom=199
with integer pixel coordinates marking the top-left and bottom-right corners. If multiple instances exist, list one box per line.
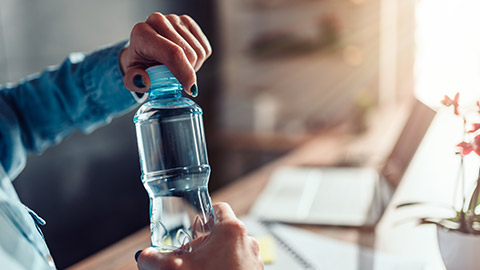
left=243, top=217, right=426, bottom=270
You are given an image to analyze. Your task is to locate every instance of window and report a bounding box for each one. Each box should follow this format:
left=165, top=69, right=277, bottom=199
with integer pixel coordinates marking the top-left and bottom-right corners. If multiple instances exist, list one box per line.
left=415, top=0, right=480, bottom=107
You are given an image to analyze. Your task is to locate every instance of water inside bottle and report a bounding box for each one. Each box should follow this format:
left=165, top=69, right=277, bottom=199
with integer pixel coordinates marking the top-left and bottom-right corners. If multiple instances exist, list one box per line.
left=135, top=103, right=208, bottom=175
left=136, top=104, right=215, bottom=251
left=145, top=177, right=214, bottom=251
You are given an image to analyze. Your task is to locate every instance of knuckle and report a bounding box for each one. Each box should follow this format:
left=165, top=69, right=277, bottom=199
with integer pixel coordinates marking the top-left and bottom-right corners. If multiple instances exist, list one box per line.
left=196, top=46, right=206, bottom=61
left=214, top=202, right=228, bottom=211
left=221, top=220, right=247, bottom=236
left=186, top=48, right=198, bottom=63
left=165, top=44, right=185, bottom=62
left=166, top=14, right=181, bottom=23
left=147, top=12, right=169, bottom=27
left=148, top=12, right=163, bottom=20
left=213, top=202, right=230, bottom=216
left=131, top=22, right=148, bottom=35
left=206, top=46, right=212, bottom=57
left=180, top=14, right=194, bottom=25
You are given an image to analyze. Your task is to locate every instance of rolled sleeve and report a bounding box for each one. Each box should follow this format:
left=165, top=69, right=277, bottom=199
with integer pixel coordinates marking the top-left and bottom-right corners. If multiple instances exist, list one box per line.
left=0, top=40, right=145, bottom=179
left=79, top=41, right=146, bottom=132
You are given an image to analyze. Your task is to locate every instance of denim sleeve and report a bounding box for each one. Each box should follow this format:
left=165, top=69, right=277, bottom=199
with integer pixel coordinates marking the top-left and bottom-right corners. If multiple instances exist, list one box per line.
left=0, top=41, right=145, bottom=180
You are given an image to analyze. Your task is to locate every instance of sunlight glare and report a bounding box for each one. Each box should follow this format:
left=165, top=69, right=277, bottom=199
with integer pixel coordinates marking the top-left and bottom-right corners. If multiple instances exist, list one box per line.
left=416, top=0, right=480, bottom=108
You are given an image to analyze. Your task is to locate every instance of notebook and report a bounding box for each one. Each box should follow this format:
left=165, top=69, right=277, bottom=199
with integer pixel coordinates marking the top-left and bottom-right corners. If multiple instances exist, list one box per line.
left=250, top=99, right=436, bottom=226
left=242, top=217, right=426, bottom=269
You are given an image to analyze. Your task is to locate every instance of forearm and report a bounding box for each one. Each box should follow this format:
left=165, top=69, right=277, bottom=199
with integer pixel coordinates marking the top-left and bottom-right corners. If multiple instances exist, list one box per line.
left=0, top=41, right=144, bottom=179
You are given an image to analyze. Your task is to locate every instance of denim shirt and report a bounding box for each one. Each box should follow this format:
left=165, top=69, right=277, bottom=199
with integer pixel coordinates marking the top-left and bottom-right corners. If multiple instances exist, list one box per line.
left=0, top=41, right=145, bottom=269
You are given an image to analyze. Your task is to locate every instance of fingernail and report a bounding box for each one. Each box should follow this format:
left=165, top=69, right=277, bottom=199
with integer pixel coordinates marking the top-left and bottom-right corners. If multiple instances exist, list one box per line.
left=190, top=84, right=198, bottom=97
left=134, top=250, right=142, bottom=262
left=134, top=74, right=146, bottom=88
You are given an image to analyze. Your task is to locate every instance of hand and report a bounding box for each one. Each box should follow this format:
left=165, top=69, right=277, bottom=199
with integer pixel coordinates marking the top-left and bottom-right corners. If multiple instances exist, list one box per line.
left=120, top=13, right=212, bottom=95
left=136, top=202, right=264, bottom=270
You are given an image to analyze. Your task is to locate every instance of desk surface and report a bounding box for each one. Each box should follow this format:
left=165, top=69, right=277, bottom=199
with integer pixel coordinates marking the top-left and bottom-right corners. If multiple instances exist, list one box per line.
left=70, top=104, right=448, bottom=270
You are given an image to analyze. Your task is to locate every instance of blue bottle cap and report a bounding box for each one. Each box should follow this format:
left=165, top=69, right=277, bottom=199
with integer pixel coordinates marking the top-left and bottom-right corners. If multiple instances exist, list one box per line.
left=146, top=65, right=183, bottom=93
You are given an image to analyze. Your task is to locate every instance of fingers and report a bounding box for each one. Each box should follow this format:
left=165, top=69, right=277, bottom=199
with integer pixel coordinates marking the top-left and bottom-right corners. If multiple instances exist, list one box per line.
left=249, top=237, right=265, bottom=270
left=146, top=13, right=198, bottom=69
left=123, top=68, right=150, bottom=93
left=181, top=234, right=209, bottom=252
left=165, top=14, right=208, bottom=71
left=126, top=21, right=197, bottom=93
left=213, top=202, right=237, bottom=223
left=123, top=12, right=212, bottom=94
left=249, top=236, right=260, bottom=257
left=212, top=202, right=248, bottom=239
left=179, top=15, right=212, bottom=61
left=137, top=248, right=183, bottom=270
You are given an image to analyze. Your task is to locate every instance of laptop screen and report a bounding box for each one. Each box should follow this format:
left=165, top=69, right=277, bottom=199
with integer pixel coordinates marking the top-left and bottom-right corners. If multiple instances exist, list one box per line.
left=380, top=99, right=436, bottom=188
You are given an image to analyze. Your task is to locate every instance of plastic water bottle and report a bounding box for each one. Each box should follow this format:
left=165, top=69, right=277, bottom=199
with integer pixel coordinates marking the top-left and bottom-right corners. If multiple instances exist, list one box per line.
left=134, top=65, right=215, bottom=252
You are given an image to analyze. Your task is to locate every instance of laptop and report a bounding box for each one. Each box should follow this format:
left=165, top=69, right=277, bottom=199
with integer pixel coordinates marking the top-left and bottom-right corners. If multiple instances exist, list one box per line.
left=250, top=99, right=436, bottom=226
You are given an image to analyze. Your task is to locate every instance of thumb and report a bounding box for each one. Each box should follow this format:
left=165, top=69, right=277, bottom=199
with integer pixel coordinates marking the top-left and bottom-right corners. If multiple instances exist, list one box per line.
left=123, top=67, right=151, bottom=93
left=137, top=248, right=183, bottom=270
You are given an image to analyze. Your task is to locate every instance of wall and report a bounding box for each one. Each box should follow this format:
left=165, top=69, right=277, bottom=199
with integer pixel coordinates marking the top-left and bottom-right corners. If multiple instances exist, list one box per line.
left=217, top=0, right=381, bottom=136
left=211, top=0, right=385, bottom=187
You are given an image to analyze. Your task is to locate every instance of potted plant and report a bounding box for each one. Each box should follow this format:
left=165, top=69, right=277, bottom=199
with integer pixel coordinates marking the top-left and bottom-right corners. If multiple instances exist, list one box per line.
left=397, top=93, right=480, bottom=270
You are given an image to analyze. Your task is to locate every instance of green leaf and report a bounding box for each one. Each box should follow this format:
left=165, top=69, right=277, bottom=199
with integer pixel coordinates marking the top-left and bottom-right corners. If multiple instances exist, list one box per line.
left=467, top=169, right=480, bottom=212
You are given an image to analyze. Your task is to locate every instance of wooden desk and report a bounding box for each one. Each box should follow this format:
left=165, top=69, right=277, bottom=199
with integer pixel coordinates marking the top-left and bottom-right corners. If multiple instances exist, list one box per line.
left=70, top=103, right=446, bottom=270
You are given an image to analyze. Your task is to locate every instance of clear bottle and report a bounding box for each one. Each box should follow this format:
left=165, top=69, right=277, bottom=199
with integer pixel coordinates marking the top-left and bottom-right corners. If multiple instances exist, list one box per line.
left=134, top=65, right=215, bottom=252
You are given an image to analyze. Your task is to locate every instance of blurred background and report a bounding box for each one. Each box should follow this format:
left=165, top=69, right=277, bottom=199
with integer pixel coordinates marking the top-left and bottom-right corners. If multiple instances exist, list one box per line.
left=1, top=0, right=480, bottom=268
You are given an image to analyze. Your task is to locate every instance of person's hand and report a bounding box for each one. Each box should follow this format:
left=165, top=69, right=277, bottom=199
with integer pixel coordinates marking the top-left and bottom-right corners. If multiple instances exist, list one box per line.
left=120, top=12, right=212, bottom=95
left=136, top=202, right=264, bottom=270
